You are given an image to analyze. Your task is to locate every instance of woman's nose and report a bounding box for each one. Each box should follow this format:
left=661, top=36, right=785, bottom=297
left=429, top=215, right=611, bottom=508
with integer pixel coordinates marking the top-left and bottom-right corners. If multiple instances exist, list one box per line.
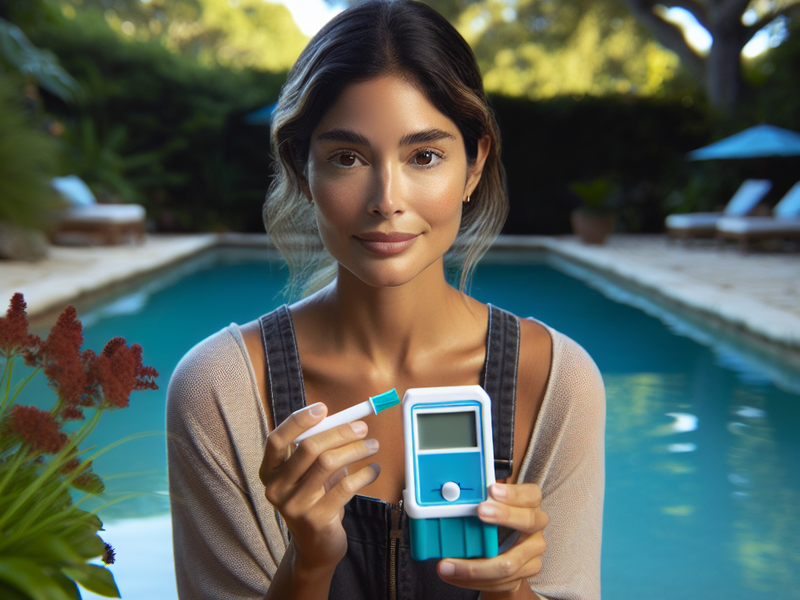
left=367, top=165, right=404, bottom=218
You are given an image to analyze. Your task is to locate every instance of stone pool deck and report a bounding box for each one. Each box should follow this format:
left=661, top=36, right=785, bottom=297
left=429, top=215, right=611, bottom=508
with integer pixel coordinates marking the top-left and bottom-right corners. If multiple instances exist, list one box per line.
left=1, top=233, right=799, bottom=351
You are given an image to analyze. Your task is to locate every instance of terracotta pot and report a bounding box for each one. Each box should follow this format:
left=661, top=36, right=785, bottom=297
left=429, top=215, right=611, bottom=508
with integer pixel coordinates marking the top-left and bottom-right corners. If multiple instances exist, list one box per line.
left=570, top=210, right=615, bottom=245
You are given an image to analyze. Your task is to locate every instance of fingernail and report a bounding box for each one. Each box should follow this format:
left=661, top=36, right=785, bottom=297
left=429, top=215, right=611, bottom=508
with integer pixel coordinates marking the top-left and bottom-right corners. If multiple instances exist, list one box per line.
left=351, top=421, right=368, bottom=435
left=479, top=504, right=497, bottom=518
left=364, top=438, right=379, bottom=452
left=439, top=562, right=455, bottom=577
left=309, top=403, right=325, bottom=417
left=491, top=484, right=507, bottom=500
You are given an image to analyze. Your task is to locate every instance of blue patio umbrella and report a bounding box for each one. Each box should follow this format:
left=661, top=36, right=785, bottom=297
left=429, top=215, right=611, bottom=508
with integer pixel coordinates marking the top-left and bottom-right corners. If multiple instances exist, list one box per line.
left=688, top=124, right=800, bottom=160
left=244, top=102, right=277, bottom=125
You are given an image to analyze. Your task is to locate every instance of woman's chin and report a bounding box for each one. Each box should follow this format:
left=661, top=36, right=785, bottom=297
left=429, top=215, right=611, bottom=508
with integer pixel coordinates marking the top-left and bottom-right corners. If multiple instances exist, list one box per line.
left=337, top=259, right=442, bottom=291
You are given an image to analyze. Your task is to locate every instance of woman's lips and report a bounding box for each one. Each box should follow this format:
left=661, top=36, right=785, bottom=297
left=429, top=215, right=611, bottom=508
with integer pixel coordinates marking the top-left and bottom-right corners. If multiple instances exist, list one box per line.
left=355, top=232, right=420, bottom=255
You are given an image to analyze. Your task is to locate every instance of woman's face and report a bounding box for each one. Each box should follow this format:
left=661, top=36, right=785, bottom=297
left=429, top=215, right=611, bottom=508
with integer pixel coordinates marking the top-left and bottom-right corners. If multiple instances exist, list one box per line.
left=302, top=75, right=489, bottom=289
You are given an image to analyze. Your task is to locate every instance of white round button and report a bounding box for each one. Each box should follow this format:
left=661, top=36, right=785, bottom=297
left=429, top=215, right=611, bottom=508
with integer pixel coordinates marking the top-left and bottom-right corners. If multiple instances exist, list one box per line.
left=441, top=481, right=461, bottom=502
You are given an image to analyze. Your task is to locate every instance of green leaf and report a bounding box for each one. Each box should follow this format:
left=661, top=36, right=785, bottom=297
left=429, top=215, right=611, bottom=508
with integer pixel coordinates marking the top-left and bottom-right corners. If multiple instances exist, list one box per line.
left=0, top=581, right=31, bottom=600
left=0, top=558, right=74, bottom=600
left=2, top=534, right=84, bottom=565
left=64, top=528, right=105, bottom=561
left=61, top=564, right=120, bottom=598
left=51, top=572, right=81, bottom=600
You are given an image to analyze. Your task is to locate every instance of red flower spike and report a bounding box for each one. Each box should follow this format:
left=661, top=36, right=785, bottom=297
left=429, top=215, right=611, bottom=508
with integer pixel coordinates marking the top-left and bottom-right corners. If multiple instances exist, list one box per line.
left=4, top=405, right=68, bottom=455
left=0, top=293, right=40, bottom=357
left=89, top=338, right=158, bottom=409
left=60, top=406, right=85, bottom=421
left=61, top=457, right=81, bottom=474
left=27, top=305, right=89, bottom=408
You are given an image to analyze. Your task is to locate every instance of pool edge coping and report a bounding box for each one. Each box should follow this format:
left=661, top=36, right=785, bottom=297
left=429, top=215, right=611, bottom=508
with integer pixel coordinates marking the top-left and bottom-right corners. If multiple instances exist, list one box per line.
left=11, top=232, right=800, bottom=352
left=493, top=235, right=800, bottom=352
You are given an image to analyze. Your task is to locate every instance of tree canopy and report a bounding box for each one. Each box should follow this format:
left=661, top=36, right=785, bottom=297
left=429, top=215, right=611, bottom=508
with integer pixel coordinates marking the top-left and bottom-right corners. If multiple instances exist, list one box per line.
left=54, top=0, right=308, bottom=72
left=423, top=0, right=690, bottom=99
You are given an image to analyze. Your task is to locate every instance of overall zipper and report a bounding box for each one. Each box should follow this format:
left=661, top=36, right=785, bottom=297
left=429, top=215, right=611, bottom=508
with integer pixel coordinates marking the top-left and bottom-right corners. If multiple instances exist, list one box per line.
left=389, top=499, right=403, bottom=600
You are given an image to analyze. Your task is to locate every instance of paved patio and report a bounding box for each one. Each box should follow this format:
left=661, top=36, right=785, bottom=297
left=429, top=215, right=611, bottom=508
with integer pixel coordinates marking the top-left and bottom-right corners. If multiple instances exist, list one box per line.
left=1, top=233, right=798, bottom=352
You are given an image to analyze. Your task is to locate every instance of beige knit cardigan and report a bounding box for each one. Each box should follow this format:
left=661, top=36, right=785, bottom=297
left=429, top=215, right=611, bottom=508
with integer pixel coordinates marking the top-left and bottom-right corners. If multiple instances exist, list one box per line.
left=167, top=321, right=605, bottom=600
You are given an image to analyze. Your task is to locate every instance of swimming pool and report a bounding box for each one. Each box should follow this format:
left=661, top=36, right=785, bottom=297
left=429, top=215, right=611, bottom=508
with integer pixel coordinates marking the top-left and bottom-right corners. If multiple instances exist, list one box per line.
left=28, top=246, right=798, bottom=600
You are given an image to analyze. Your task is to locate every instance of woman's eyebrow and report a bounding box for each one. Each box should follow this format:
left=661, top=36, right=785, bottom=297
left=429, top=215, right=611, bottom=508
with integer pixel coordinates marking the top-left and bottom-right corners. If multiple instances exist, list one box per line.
left=399, top=128, right=456, bottom=146
left=316, top=128, right=370, bottom=145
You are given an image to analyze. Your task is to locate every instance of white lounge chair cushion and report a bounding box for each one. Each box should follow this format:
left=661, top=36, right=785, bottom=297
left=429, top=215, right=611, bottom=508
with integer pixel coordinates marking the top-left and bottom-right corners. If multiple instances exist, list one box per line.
left=717, top=215, right=800, bottom=234
left=665, top=179, right=772, bottom=231
left=56, top=204, right=146, bottom=224
left=665, top=212, right=723, bottom=229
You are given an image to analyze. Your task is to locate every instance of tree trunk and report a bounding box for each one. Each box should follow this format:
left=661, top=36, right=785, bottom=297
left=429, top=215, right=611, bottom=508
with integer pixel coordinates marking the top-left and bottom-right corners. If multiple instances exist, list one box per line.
left=706, top=16, right=748, bottom=113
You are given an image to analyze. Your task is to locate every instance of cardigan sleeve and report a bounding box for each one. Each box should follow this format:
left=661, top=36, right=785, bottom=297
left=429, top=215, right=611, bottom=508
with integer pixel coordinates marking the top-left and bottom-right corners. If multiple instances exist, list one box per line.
left=166, top=326, right=287, bottom=600
left=520, top=329, right=606, bottom=600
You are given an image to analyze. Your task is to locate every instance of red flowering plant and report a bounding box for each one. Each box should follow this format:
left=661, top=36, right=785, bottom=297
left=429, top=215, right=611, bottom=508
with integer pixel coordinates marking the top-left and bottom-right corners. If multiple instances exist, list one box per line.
left=0, top=293, right=158, bottom=599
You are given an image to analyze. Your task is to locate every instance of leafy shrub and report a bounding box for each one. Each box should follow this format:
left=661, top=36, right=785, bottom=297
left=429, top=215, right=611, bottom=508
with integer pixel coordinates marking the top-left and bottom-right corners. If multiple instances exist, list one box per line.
left=26, top=9, right=283, bottom=231
left=0, top=70, right=60, bottom=230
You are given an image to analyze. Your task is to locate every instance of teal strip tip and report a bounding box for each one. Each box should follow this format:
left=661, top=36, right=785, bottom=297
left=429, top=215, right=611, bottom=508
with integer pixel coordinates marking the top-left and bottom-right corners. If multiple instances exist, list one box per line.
left=370, top=388, right=401, bottom=413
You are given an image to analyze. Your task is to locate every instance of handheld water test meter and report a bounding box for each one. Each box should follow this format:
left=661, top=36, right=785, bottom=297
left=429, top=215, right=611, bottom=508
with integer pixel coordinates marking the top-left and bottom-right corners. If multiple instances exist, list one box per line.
left=402, top=385, right=498, bottom=561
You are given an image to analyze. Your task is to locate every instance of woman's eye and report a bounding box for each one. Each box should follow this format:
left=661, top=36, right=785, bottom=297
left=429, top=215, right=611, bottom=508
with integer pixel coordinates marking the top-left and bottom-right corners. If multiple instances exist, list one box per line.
left=413, top=150, right=441, bottom=167
left=334, top=153, right=358, bottom=167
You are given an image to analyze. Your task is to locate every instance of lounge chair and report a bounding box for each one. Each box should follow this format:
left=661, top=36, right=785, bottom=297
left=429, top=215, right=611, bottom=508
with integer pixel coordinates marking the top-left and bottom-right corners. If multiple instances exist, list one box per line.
left=49, top=175, right=146, bottom=246
left=716, top=181, right=800, bottom=251
left=665, top=179, right=772, bottom=239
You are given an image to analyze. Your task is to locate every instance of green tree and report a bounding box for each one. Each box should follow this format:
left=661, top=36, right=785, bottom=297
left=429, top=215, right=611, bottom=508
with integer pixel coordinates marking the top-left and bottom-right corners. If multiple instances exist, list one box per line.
left=449, top=0, right=685, bottom=99
left=619, top=0, right=800, bottom=113
left=59, top=0, right=308, bottom=72
left=332, top=0, right=689, bottom=99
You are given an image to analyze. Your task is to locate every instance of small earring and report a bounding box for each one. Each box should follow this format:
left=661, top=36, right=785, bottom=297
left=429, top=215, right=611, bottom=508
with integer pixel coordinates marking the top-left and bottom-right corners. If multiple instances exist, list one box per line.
left=465, top=195, right=471, bottom=204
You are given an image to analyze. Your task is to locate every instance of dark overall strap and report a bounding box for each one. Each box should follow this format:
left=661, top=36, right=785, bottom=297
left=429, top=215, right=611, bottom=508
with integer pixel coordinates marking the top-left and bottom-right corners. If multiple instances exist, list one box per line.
left=259, top=305, right=306, bottom=427
left=481, top=304, right=520, bottom=481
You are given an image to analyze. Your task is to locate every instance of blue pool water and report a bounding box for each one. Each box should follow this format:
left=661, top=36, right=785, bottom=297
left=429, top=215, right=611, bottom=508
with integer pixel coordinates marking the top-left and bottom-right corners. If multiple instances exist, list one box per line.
left=22, top=247, right=800, bottom=599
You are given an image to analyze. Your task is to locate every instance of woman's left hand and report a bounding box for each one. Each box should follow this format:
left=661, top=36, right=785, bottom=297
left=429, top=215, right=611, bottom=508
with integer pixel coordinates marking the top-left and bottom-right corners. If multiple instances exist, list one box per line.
left=437, top=482, right=548, bottom=597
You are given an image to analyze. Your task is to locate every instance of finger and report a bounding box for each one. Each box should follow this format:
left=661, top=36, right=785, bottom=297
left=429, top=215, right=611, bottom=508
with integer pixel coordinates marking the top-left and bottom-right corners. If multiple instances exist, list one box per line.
left=324, top=465, right=349, bottom=493
left=437, top=532, right=545, bottom=589
left=265, top=423, right=374, bottom=507
left=260, top=403, right=328, bottom=478
left=477, top=499, right=549, bottom=534
left=283, top=462, right=381, bottom=524
left=299, top=436, right=380, bottom=492
left=317, top=462, right=381, bottom=514
left=488, top=483, right=543, bottom=509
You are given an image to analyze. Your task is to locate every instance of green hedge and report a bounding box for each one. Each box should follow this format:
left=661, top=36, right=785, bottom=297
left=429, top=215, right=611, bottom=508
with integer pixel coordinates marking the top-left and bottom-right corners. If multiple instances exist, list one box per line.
left=24, top=8, right=799, bottom=235
left=28, top=10, right=283, bottom=232
left=491, top=94, right=712, bottom=234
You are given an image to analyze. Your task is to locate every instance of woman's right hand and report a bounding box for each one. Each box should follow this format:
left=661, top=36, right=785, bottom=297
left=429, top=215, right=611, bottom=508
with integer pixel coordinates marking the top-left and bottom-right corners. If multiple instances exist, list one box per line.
left=259, top=402, right=381, bottom=575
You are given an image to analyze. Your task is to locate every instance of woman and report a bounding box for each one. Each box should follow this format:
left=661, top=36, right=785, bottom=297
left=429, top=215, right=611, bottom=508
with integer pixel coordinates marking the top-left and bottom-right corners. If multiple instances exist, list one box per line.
left=167, top=1, right=605, bottom=599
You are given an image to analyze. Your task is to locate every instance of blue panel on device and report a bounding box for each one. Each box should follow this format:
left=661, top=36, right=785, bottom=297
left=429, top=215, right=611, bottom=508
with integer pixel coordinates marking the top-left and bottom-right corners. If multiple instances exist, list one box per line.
left=417, top=452, right=485, bottom=505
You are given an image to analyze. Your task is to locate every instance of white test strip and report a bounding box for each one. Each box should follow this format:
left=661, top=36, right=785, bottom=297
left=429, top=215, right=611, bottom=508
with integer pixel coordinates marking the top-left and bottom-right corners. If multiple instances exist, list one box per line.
left=292, top=400, right=375, bottom=444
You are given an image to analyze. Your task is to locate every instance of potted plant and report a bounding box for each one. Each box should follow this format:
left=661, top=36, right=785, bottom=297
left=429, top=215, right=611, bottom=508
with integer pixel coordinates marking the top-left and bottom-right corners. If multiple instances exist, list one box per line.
left=569, top=178, right=618, bottom=244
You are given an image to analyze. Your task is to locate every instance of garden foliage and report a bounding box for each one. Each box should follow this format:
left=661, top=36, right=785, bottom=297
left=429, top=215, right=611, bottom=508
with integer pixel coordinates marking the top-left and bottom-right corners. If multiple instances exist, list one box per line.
left=5, top=0, right=798, bottom=236
left=25, top=8, right=284, bottom=232
left=0, top=70, right=60, bottom=231
left=0, top=294, right=159, bottom=600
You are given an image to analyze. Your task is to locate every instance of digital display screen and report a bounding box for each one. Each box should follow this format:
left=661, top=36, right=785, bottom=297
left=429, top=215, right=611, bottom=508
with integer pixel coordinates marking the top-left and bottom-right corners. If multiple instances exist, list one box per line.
left=417, top=411, right=478, bottom=450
